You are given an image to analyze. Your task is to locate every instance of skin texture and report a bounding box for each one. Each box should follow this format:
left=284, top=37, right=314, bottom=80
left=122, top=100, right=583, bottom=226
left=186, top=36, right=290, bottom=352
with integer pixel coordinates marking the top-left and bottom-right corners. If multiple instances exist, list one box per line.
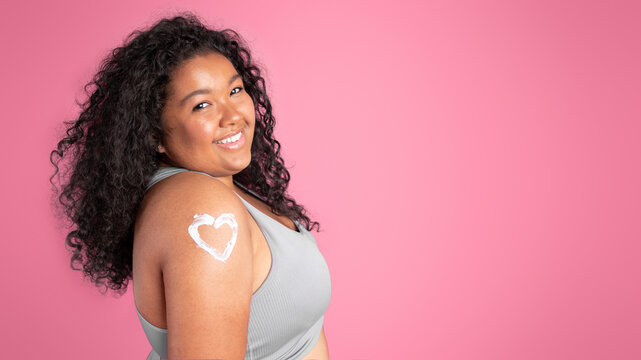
left=132, top=52, right=329, bottom=359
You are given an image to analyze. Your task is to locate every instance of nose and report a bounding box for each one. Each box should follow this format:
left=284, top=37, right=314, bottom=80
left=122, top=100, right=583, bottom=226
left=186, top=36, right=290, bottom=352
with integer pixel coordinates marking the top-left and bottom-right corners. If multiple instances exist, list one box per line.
left=219, top=102, right=243, bottom=128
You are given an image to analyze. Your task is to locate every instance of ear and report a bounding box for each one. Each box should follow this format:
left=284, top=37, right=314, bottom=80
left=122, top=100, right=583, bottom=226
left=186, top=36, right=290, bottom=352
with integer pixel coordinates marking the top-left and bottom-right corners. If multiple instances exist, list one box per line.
left=152, top=130, right=165, bottom=153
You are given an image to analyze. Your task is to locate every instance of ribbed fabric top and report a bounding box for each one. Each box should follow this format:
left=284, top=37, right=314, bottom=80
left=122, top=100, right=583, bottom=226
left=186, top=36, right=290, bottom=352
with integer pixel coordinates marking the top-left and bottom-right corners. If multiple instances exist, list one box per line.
left=136, top=166, right=331, bottom=360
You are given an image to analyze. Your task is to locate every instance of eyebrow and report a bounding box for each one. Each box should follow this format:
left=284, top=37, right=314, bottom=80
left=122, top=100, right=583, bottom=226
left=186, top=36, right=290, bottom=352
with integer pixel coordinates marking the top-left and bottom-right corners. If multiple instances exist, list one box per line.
left=179, top=73, right=242, bottom=106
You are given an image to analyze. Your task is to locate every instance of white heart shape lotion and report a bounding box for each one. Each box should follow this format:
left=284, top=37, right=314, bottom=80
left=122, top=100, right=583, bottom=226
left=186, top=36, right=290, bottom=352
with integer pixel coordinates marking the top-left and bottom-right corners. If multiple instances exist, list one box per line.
left=187, top=213, right=238, bottom=262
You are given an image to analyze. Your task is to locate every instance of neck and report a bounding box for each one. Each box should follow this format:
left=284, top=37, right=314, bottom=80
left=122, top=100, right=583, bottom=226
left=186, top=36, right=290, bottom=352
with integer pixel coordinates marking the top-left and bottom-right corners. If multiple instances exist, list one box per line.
left=216, top=175, right=235, bottom=189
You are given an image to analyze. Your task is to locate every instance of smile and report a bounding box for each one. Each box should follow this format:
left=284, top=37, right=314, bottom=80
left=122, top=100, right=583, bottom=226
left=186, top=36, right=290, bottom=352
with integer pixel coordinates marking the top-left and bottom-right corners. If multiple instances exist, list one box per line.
left=214, top=131, right=242, bottom=144
left=213, top=130, right=246, bottom=150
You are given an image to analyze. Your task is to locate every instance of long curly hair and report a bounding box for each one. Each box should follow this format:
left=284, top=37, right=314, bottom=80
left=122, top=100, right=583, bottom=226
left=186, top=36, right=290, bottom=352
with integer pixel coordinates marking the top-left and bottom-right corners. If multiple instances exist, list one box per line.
left=50, top=13, right=320, bottom=295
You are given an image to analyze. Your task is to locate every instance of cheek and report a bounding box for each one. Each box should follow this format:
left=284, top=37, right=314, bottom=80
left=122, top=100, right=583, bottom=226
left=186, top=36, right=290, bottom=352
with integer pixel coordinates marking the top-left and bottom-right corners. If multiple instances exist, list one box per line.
left=184, top=119, right=216, bottom=142
left=243, top=100, right=257, bottom=127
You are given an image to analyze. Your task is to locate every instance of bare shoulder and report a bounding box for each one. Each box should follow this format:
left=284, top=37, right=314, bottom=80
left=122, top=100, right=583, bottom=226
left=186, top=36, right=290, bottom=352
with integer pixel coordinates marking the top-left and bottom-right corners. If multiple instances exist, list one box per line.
left=136, top=171, right=250, bottom=261
left=137, top=171, right=253, bottom=358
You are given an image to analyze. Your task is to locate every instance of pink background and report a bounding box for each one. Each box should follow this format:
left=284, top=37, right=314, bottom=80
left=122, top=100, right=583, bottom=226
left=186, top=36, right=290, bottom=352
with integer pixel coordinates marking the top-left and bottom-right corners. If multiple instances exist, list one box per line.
left=1, top=0, right=639, bottom=359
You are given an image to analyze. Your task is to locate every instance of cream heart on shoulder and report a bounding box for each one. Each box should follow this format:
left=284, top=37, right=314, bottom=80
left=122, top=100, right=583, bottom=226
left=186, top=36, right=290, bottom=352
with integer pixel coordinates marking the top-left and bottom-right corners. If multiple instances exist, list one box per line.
left=187, top=213, right=238, bottom=262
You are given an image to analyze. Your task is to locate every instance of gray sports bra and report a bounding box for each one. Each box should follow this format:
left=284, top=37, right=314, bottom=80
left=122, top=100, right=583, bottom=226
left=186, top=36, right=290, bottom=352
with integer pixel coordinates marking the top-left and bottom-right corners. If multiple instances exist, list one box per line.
left=135, top=166, right=331, bottom=360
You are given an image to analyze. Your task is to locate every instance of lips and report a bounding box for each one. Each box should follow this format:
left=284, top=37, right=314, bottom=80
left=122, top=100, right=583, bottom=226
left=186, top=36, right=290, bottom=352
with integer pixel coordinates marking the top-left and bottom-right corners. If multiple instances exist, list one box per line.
left=213, top=129, right=246, bottom=150
left=214, top=129, right=243, bottom=144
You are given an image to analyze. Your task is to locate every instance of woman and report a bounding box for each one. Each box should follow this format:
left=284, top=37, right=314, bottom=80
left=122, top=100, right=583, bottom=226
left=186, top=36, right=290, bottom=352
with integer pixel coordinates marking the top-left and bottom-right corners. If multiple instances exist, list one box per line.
left=50, top=14, right=331, bottom=360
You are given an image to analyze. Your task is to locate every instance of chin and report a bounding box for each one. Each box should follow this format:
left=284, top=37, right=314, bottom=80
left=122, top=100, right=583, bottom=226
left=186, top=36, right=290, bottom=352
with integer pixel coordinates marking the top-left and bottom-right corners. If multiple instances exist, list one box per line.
left=231, top=153, right=252, bottom=173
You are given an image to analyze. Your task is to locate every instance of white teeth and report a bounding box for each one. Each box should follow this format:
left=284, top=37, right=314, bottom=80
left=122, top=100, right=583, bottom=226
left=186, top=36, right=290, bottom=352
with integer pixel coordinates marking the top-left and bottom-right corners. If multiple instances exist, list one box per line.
left=215, top=132, right=242, bottom=144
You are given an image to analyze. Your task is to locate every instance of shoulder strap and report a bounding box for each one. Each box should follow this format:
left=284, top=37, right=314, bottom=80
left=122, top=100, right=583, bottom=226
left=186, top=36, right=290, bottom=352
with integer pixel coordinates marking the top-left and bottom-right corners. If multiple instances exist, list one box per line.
left=145, top=166, right=191, bottom=192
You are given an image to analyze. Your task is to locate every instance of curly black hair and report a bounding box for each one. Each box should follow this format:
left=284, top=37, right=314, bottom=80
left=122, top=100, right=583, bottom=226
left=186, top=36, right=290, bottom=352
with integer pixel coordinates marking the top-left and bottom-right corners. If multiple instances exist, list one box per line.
left=49, top=13, right=320, bottom=295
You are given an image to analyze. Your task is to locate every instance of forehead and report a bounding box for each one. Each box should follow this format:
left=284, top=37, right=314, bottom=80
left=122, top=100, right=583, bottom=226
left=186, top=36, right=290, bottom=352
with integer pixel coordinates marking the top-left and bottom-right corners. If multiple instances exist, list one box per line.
left=167, top=52, right=237, bottom=96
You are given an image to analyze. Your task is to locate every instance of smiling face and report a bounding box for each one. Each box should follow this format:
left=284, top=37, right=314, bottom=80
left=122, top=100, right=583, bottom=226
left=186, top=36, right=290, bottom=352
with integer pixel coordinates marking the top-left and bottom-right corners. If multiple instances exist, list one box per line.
left=158, top=51, right=255, bottom=178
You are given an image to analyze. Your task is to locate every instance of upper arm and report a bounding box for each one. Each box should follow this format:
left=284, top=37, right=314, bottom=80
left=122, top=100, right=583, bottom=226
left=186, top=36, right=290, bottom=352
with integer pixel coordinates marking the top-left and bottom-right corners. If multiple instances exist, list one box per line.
left=155, top=173, right=253, bottom=359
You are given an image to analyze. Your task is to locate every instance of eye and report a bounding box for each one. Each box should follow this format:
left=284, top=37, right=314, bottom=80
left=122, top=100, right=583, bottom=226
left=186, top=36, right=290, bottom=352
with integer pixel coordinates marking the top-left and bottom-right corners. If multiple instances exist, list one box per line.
left=193, top=102, right=210, bottom=111
left=231, top=86, right=244, bottom=95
